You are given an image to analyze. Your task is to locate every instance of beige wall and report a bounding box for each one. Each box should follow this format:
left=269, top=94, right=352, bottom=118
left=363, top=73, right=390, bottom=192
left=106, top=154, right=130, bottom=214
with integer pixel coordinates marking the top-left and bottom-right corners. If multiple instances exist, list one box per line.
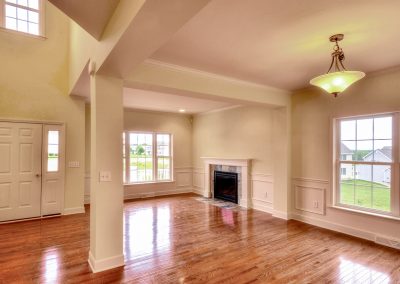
left=0, top=3, right=86, bottom=211
left=123, top=109, right=193, bottom=198
left=192, top=106, right=274, bottom=173
left=192, top=106, right=291, bottom=216
left=85, top=108, right=193, bottom=199
left=292, top=68, right=400, bottom=239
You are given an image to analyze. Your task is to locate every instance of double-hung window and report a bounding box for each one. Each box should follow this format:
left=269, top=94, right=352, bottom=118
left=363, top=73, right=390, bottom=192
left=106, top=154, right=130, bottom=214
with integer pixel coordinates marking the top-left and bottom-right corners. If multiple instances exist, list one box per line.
left=123, top=132, right=172, bottom=184
left=334, top=113, right=399, bottom=217
left=1, top=0, right=44, bottom=36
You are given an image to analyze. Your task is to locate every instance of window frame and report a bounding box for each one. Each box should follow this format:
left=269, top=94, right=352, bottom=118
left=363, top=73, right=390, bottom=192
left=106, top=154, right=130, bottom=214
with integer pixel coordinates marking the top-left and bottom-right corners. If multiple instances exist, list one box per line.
left=123, top=131, right=173, bottom=184
left=333, top=112, right=400, bottom=218
left=0, top=0, right=45, bottom=37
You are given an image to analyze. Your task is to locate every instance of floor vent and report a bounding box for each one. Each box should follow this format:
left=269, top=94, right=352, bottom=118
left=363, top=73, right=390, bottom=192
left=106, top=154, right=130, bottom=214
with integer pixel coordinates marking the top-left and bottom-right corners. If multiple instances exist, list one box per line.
left=375, top=235, right=400, bottom=250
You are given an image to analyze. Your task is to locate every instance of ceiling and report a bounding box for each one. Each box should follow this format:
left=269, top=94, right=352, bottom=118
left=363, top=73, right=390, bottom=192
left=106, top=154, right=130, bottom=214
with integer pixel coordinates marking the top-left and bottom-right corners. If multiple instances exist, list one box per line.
left=123, top=88, right=234, bottom=114
left=151, top=0, right=400, bottom=90
left=49, top=0, right=120, bottom=39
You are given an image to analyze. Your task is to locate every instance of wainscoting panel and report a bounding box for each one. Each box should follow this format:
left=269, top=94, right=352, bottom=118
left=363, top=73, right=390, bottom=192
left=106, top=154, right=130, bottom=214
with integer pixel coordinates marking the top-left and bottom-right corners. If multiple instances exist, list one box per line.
left=175, top=167, right=192, bottom=188
left=251, top=173, right=274, bottom=213
left=192, top=167, right=205, bottom=195
left=293, top=178, right=327, bottom=215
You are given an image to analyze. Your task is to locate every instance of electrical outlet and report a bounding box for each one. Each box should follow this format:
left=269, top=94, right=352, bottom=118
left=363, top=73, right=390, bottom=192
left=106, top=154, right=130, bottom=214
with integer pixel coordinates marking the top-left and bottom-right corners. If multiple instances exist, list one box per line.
left=313, top=201, right=319, bottom=208
left=99, top=171, right=112, bottom=182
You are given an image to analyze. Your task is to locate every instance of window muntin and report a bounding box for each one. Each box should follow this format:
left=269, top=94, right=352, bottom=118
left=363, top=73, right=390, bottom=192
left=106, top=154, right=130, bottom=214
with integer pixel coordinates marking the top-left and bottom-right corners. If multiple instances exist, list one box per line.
left=336, top=114, right=398, bottom=215
left=123, top=132, right=172, bottom=184
left=2, top=0, right=42, bottom=36
left=47, top=130, right=59, bottom=172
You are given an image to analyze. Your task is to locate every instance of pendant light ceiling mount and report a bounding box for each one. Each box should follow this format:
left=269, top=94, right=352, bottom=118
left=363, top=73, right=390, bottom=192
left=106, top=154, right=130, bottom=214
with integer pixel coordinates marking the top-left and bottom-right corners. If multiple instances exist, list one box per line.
left=310, top=34, right=365, bottom=97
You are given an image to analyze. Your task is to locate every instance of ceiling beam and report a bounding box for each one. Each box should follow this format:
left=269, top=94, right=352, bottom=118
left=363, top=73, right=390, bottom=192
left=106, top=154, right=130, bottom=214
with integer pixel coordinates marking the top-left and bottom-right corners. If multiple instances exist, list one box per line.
left=125, top=60, right=291, bottom=107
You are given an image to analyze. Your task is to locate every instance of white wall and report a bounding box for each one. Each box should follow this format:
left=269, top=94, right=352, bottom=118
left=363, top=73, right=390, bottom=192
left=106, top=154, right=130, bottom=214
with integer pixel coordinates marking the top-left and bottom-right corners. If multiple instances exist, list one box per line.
left=291, top=68, right=400, bottom=242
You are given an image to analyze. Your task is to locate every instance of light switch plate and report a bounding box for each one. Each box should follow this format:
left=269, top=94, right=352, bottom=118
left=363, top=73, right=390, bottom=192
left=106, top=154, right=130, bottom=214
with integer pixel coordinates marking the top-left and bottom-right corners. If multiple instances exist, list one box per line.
left=99, top=171, right=112, bottom=182
left=68, top=161, right=80, bottom=168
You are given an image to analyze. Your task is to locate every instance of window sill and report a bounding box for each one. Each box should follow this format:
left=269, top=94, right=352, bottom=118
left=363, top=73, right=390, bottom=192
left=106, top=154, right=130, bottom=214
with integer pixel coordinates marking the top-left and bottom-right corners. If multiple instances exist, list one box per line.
left=124, top=180, right=175, bottom=186
left=329, top=205, right=400, bottom=221
left=0, top=27, right=47, bottom=40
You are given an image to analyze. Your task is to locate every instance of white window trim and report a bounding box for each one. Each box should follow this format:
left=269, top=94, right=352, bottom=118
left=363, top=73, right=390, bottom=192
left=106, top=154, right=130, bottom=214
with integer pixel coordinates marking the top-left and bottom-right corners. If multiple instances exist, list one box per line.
left=0, top=0, right=46, bottom=38
left=123, top=131, right=173, bottom=185
left=332, top=112, right=400, bottom=218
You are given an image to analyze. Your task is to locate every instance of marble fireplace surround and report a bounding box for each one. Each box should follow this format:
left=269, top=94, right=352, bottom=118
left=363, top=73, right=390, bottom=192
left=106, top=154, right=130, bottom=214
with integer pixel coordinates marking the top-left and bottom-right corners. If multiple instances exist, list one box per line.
left=201, top=157, right=252, bottom=208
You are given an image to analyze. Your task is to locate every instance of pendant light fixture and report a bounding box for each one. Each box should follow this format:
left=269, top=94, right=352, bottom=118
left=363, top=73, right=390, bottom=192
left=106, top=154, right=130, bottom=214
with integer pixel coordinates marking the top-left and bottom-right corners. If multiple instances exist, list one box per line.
left=310, top=34, right=365, bottom=97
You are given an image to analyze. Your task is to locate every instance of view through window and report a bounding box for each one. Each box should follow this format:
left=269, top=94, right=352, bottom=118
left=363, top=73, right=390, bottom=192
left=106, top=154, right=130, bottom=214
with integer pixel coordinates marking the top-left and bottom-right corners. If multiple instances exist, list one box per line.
left=337, top=115, right=396, bottom=214
left=123, top=132, right=172, bottom=183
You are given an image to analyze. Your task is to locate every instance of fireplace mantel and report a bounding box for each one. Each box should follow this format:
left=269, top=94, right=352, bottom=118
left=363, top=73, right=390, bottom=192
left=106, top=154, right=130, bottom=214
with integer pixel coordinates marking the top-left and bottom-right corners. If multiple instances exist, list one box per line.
left=201, top=157, right=252, bottom=208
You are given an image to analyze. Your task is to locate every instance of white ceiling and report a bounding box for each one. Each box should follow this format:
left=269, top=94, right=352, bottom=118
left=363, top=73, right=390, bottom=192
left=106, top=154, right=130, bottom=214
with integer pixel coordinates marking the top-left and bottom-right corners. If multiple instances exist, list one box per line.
left=123, top=88, right=234, bottom=114
left=151, top=0, right=400, bottom=90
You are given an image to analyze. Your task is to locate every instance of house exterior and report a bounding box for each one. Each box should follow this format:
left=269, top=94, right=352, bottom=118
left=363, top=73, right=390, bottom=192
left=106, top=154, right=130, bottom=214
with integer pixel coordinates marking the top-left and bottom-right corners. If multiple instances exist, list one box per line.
left=357, top=146, right=392, bottom=185
left=340, top=143, right=354, bottom=180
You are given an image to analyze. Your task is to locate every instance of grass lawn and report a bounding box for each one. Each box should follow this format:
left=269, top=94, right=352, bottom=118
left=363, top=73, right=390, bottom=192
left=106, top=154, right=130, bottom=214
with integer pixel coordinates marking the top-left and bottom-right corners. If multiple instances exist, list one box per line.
left=340, top=179, right=390, bottom=212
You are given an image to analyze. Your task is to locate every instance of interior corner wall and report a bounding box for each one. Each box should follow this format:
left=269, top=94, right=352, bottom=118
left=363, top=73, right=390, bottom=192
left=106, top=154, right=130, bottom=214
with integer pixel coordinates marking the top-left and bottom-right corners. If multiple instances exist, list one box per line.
left=192, top=106, right=283, bottom=214
left=291, top=68, right=400, bottom=240
left=0, top=2, right=86, bottom=212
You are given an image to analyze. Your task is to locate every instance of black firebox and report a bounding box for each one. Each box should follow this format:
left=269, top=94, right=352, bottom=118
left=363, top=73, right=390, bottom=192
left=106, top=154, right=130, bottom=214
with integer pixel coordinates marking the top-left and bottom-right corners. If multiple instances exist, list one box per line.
left=214, top=171, right=238, bottom=204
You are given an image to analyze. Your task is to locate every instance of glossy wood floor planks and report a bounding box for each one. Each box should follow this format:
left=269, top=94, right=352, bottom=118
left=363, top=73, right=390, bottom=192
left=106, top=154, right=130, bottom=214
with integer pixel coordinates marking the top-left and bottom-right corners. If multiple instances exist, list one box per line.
left=0, top=193, right=399, bottom=283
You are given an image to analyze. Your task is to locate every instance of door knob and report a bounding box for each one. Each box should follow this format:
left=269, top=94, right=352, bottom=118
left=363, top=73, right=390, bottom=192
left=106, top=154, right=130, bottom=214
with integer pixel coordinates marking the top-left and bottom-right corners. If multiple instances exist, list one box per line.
left=36, top=174, right=41, bottom=177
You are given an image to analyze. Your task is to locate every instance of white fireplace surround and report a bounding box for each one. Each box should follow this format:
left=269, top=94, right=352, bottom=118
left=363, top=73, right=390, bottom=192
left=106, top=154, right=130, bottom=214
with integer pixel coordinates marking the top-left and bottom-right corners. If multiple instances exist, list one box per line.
left=201, top=157, right=251, bottom=208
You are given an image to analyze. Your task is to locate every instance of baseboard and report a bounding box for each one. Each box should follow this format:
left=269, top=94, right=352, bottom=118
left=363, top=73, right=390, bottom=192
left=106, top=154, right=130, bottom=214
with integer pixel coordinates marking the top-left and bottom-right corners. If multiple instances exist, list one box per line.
left=88, top=251, right=124, bottom=273
left=192, top=187, right=204, bottom=195
left=291, top=212, right=378, bottom=243
left=63, top=206, right=85, bottom=215
left=252, top=201, right=274, bottom=214
left=124, top=188, right=193, bottom=200
left=272, top=210, right=291, bottom=220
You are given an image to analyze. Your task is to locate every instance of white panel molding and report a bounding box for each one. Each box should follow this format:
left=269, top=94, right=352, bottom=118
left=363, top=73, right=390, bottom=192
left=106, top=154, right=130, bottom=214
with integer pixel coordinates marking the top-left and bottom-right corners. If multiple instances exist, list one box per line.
left=88, top=251, right=125, bottom=273
left=192, top=167, right=205, bottom=192
left=251, top=173, right=274, bottom=214
left=293, top=178, right=328, bottom=215
left=63, top=206, right=85, bottom=215
left=124, top=188, right=193, bottom=200
left=175, top=167, right=192, bottom=188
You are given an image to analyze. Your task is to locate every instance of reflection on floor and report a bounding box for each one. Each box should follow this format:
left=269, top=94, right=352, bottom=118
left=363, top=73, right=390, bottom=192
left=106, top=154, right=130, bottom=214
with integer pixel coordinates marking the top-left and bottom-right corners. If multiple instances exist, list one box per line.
left=0, top=193, right=399, bottom=283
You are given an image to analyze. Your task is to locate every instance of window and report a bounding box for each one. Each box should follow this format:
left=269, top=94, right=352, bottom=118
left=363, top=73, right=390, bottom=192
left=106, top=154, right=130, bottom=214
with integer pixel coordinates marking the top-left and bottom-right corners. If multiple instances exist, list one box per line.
left=334, top=113, right=399, bottom=217
left=1, top=0, right=44, bottom=36
left=47, top=130, right=59, bottom=172
left=123, top=132, right=172, bottom=183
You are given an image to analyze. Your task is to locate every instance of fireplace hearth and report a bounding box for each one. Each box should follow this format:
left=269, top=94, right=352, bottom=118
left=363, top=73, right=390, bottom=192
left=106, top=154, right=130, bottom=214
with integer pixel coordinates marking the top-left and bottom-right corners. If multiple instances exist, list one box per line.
left=214, top=171, right=238, bottom=204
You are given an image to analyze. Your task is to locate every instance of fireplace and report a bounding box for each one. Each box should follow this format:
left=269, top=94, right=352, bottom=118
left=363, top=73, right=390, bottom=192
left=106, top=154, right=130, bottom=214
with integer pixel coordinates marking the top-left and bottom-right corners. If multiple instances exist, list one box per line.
left=214, top=171, right=238, bottom=204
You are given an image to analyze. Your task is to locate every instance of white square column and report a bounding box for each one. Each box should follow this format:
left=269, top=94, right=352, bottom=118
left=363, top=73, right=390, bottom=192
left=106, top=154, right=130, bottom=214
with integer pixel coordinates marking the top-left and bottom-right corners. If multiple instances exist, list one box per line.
left=88, top=74, right=124, bottom=273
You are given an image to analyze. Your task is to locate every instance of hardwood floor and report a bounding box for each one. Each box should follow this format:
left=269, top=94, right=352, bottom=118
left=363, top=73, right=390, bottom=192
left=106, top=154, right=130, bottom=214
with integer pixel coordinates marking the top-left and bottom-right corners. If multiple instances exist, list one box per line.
left=0, top=193, right=399, bottom=283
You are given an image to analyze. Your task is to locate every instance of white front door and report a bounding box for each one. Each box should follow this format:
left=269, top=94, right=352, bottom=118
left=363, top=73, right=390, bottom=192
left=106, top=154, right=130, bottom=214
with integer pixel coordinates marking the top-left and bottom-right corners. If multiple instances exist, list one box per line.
left=0, top=122, right=42, bottom=221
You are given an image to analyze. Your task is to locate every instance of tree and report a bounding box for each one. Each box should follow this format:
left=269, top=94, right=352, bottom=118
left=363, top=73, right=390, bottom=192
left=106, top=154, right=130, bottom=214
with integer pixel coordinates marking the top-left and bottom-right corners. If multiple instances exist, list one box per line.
left=136, top=145, right=145, bottom=155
